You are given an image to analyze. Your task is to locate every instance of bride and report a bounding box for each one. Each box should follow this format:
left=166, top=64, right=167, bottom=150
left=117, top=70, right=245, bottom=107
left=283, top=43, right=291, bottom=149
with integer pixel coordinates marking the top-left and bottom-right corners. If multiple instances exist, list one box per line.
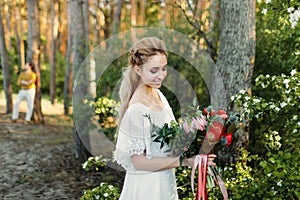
left=114, top=37, right=216, bottom=200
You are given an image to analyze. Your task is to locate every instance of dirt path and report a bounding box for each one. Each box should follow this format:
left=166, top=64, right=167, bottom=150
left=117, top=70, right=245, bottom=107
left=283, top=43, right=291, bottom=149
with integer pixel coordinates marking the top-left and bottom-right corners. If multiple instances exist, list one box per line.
left=0, top=101, right=122, bottom=200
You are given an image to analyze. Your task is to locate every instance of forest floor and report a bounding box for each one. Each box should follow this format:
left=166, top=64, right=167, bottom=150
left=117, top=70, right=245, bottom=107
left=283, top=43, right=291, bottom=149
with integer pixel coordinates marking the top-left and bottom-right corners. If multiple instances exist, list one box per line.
left=0, top=93, right=124, bottom=200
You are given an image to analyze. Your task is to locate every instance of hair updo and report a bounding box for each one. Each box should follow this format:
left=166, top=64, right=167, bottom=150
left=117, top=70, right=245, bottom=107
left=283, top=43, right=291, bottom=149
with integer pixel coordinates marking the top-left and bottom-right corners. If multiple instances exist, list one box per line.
left=118, top=37, right=167, bottom=122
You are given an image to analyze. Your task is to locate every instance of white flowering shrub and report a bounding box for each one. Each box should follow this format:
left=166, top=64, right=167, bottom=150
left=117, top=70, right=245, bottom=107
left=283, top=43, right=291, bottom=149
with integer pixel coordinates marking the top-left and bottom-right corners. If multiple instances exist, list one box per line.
left=224, top=70, right=300, bottom=199
left=80, top=182, right=120, bottom=200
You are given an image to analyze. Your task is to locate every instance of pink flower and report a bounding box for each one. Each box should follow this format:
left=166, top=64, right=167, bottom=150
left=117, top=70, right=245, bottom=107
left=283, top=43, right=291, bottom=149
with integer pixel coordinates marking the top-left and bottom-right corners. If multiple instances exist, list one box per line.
left=191, top=117, right=207, bottom=131
left=182, top=121, right=192, bottom=134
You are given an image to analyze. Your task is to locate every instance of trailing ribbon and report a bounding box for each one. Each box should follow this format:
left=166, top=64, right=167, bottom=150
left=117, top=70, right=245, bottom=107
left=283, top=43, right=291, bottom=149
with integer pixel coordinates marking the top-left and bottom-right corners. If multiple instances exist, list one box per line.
left=191, top=154, right=208, bottom=200
left=191, top=154, right=228, bottom=200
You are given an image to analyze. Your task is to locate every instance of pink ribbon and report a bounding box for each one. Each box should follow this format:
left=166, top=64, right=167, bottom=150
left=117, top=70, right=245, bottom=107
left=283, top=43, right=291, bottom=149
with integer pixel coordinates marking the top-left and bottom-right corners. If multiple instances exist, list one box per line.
left=191, top=154, right=228, bottom=200
left=191, top=154, right=208, bottom=200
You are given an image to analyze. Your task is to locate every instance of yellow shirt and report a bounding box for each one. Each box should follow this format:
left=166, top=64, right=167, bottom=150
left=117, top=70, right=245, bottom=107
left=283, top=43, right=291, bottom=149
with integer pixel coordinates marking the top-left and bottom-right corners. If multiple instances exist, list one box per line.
left=17, top=71, right=37, bottom=90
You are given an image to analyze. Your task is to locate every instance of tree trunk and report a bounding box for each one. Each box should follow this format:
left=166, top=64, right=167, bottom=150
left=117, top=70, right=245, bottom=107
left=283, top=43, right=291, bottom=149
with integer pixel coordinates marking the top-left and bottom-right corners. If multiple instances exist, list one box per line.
left=212, top=0, right=256, bottom=165
left=27, top=0, right=44, bottom=123
left=207, top=0, right=220, bottom=60
left=0, top=8, right=13, bottom=114
left=139, top=0, right=145, bottom=26
left=64, top=1, right=73, bottom=115
left=111, top=0, right=124, bottom=35
left=14, top=1, right=25, bottom=70
left=69, top=0, right=91, bottom=162
left=50, top=0, right=59, bottom=104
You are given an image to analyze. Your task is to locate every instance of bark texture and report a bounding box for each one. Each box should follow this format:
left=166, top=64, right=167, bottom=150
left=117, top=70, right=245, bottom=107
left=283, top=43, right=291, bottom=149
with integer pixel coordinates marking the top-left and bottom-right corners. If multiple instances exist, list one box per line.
left=0, top=8, right=13, bottom=113
left=213, top=0, right=256, bottom=165
left=27, top=0, right=44, bottom=123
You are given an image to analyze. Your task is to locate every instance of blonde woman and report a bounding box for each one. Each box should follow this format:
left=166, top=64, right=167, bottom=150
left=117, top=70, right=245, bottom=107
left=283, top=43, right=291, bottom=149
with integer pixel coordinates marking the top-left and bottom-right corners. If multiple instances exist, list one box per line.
left=114, top=37, right=215, bottom=200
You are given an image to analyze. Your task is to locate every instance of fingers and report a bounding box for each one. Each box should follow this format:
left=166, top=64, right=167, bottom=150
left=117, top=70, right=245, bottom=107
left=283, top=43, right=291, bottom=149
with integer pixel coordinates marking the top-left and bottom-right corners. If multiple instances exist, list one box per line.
left=208, top=154, right=216, bottom=166
left=208, top=154, right=217, bottom=158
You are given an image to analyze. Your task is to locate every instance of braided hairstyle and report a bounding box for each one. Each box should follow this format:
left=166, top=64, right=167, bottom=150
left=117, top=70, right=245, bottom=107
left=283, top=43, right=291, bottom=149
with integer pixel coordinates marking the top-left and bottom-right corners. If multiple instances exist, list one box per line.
left=118, top=37, right=167, bottom=122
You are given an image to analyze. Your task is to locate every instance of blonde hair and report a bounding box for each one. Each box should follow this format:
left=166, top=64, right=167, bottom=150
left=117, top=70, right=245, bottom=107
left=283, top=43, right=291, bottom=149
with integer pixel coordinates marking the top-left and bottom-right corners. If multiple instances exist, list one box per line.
left=118, top=37, right=167, bottom=122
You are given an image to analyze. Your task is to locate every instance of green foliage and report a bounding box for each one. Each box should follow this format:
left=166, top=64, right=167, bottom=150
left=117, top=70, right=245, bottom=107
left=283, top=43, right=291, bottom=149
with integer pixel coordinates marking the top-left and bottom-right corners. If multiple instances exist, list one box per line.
left=256, top=0, right=300, bottom=77
left=224, top=70, right=300, bottom=199
left=82, top=156, right=107, bottom=172
left=93, top=96, right=119, bottom=141
left=233, top=70, right=299, bottom=155
left=80, top=182, right=120, bottom=200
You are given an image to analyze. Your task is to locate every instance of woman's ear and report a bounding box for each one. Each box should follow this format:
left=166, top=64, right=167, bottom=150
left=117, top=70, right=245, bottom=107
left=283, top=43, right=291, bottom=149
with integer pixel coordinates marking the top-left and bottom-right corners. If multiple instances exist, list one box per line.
left=134, top=66, right=142, bottom=76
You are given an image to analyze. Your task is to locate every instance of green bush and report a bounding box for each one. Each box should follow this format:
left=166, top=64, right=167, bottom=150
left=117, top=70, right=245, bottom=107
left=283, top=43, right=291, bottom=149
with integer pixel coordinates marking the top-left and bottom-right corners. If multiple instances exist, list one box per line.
left=80, top=182, right=120, bottom=200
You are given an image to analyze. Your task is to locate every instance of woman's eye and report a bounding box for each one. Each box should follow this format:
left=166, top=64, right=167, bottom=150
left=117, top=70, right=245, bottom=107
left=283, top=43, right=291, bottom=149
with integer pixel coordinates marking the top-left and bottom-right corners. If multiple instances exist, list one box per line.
left=150, top=69, right=158, bottom=73
left=162, top=67, right=167, bottom=71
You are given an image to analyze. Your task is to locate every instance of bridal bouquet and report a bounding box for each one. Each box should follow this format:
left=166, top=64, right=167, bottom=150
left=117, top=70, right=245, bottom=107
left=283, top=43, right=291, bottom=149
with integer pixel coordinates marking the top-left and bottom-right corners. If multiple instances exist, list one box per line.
left=145, top=99, right=241, bottom=200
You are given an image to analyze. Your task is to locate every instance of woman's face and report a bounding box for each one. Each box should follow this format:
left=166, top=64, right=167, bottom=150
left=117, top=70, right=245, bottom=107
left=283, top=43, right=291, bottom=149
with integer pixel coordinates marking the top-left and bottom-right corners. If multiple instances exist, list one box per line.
left=136, top=53, right=167, bottom=89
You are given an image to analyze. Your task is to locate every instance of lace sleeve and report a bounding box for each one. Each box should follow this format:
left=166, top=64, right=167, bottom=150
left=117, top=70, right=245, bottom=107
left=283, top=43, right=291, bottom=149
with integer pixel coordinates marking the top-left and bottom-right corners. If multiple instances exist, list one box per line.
left=114, top=104, right=153, bottom=171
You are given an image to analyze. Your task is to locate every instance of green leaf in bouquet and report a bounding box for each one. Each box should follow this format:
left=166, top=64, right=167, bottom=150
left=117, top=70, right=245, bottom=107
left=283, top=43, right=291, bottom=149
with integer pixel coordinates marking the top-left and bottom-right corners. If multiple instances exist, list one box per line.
left=206, top=173, right=216, bottom=188
left=192, top=97, right=198, bottom=107
left=227, top=123, right=236, bottom=134
left=160, top=141, right=165, bottom=149
left=164, top=148, right=172, bottom=153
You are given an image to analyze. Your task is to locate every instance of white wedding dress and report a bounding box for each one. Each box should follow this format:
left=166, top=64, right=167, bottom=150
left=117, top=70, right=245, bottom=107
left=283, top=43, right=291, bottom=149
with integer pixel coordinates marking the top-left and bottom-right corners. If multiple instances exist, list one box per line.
left=114, top=90, right=179, bottom=200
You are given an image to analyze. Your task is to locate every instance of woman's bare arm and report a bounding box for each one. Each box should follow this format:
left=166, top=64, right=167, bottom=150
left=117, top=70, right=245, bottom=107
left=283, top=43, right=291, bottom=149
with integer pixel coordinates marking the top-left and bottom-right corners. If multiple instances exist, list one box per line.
left=131, top=154, right=216, bottom=171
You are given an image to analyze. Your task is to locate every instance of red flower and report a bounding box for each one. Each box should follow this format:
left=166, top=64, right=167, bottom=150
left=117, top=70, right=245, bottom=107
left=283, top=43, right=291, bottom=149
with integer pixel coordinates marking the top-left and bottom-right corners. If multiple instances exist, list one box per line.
left=225, top=133, right=233, bottom=146
left=205, top=121, right=224, bottom=143
left=210, top=111, right=216, bottom=117
left=216, top=110, right=229, bottom=119
left=203, top=108, right=208, bottom=115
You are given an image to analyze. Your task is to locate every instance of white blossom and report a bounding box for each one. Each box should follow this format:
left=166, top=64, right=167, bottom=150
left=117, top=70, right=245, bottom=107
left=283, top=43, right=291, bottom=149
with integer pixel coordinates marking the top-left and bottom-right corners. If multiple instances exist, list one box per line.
left=292, top=115, right=297, bottom=120
left=283, top=79, right=290, bottom=85
left=245, top=96, right=250, bottom=101
left=103, top=193, right=109, bottom=197
left=277, top=180, right=282, bottom=187
left=289, top=9, right=300, bottom=28
left=270, top=104, right=275, bottom=109
left=239, top=89, right=246, bottom=94
left=293, top=129, right=298, bottom=133
left=266, top=0, right=271, bottom=4
left=267, top=173, right=272, bottom=177
left=231, top=96, right=235, bottom=101
left=287, top=7, right=295, bottom=13
left=266, top=74, right=270, bottom=78
left=271, top=76, right=276, bottom=81
left=295, top=52, right=300, bottom=56
left=262, top=8, right=268, bottom=15
left=82, top=162, right=88, bottom=169
left=253, top=98, right=261, bottom=103
left=274, top=135, right=281, bottom=141
left=291, top=69, right=297, bottom=76
left=280, top=102, right=287, bottom=108
left=275, top=107, right=280, bottom=112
